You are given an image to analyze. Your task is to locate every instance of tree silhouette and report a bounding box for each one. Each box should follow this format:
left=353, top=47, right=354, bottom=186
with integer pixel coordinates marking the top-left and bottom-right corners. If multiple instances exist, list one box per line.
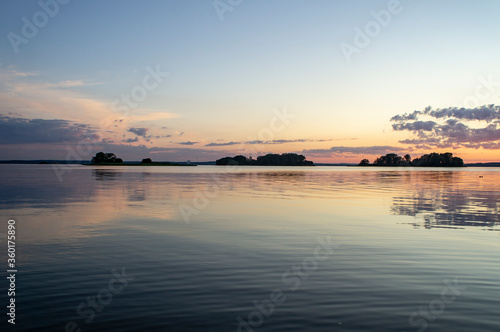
left=216, top=153, right=314, bottom=166
left=373, top=153, right=402, bottom=166
left=412, top=153, right=464, bottom=167
left=359, top=159, right=370, bottom=166
left=91, top=152, right=124, bottom=164
left=360, top=152, right=464, bottom=167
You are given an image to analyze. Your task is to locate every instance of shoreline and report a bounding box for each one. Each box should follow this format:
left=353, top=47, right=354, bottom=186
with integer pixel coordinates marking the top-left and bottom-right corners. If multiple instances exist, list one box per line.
left=84, top=163, right=197, bottom=167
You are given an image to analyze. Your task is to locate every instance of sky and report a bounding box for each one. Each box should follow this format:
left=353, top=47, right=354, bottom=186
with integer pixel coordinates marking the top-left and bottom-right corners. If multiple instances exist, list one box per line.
left=1, top=0, right=500, bottom=163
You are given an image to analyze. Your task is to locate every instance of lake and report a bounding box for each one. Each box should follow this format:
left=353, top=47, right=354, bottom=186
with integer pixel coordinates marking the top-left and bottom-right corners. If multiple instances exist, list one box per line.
left=1, top=165, right=499, bottom=331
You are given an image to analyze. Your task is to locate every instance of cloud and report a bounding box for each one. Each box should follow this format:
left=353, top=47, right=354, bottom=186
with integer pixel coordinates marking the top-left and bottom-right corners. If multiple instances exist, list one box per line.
left=205, top=138, right=337, bottom=147
left=391, top=105, right=500, bottom=122
left=246, top=139, right=319, bottom=144
left=124, top=137, right=139, bottom=143
left=205, top=141, right=240, bottom=147
left=390, top=110, right=422, bottom=122
left=0, top=66, right=179, bottom=146
left=391, top=105, right=500, bottom=149
left=0, top=68, right=111, bottom=124
left=0, top=115, right=98, bottom=144
left=147, top=146, right=234, bottom=161
left=177, top=141, right=198, bottom=145
left=303, top=145, right=407, bottom=156
left=428, top=106, right=500, bottom=121
left=127, top=127, right=148, bottom=137
left=392, top=120, right=437, bottom=131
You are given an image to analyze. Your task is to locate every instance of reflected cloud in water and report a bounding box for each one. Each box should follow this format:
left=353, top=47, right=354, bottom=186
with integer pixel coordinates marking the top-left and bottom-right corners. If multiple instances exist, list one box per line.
left=2, top=165, right=500, bottom=332
left=0, top=165, right=97, bottom=209
left=2, top=165, right=499, bottom=240
left=389, top=171, right=500, bottom=230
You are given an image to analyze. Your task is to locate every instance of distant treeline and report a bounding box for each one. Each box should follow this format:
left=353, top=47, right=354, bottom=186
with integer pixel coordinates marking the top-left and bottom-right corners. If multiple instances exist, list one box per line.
left=89, top=152, right=193, bottom=166
left=91, top=153, right=158, bottom=165
left=359, top=152, right=464, bottom=167
left=216, top=153, right=314, bottom=166
left=91, top=152, right=124, bottom=164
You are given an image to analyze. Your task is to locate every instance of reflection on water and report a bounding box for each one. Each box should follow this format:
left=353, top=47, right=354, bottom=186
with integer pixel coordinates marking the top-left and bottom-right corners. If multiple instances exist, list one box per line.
left=388, top=171, right=500, bottom=230
left=1, top=166, right=499, bottom=236
left=1, top=165, right=500, bottom=331
left=93, top=169, right=122, bottom=181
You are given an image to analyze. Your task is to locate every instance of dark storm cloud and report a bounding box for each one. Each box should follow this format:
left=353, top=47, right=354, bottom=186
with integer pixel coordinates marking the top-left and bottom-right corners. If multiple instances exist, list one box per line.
left=0, top=115, right=98, bottom=144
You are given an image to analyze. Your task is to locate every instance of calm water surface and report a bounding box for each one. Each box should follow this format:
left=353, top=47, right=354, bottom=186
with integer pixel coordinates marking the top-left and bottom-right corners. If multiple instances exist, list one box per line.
left=0, top=165, right=499, bottom=331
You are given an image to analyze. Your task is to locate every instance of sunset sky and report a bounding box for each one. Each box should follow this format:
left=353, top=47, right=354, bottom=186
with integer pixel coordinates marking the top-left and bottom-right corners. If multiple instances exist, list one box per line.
left=1, top=0, right=500, bottom=162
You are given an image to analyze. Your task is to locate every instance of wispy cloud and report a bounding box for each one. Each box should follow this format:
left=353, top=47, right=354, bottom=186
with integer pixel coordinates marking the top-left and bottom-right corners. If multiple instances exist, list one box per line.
left=147, top=146, right=233, bottom=160
left=304, top=145, right=408, bottom=156
left=177, top=141, right=198, bottom=145
left=0, top=66, right=179, bottom=146
left=205, top=138, right=336, bottom=147
left=205, top=141, right=240, bottom=147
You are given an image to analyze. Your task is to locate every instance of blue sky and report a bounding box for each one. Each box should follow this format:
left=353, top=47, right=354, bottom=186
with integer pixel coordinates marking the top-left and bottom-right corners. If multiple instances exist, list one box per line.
left=1, top=0, right=500, bottom=162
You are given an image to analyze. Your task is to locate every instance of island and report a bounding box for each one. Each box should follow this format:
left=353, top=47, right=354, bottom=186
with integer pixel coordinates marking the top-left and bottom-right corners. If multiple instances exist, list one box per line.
left=87, top=152, right=196, bottom=166
left=358, top=152, right=464, bottom=167
left=216, top=153, right=314, bottom=166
